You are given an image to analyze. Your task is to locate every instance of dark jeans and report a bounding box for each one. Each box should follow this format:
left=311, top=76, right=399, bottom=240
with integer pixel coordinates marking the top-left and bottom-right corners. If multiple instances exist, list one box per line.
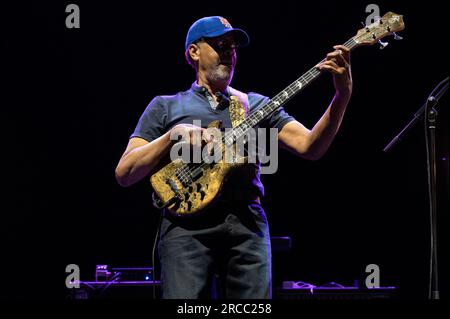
left=158, top=200, right=272, bottom=299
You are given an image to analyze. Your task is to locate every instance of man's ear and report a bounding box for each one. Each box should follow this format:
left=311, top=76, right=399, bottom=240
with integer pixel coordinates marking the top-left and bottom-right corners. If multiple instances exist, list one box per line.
left=188, top=44, right=200, bottom=63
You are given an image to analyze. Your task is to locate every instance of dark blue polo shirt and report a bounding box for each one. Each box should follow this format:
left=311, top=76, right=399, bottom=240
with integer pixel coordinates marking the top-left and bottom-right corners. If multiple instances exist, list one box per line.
left=131, top=82, right=294, bottom=198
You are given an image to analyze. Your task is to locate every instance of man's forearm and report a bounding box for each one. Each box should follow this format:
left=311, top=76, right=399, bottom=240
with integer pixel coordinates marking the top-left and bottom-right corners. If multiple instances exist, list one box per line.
left=115, top=132, right=173, bottom=187
left=307, top=91, right=351, bottom=159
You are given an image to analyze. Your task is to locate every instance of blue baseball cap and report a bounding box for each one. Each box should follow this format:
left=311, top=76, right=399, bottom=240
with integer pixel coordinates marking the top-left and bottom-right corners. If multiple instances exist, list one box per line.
left=185, top=16, right=250, bottom=50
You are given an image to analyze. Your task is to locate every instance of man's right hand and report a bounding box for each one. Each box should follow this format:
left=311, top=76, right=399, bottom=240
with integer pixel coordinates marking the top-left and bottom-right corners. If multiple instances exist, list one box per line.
left=170, top=124, right=214, bottom=147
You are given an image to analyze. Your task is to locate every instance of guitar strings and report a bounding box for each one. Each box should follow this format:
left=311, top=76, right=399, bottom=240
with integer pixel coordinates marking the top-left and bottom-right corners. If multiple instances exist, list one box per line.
left=174, top=28, right=385, bottom=187
left=174, top=37, right=357, bottom=186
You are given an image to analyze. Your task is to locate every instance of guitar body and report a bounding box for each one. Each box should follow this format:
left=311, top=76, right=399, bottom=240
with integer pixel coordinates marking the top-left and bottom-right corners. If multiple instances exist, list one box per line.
left=150, top=120, right=248, bottom=216
left=149, top=11, right=405, bottom=217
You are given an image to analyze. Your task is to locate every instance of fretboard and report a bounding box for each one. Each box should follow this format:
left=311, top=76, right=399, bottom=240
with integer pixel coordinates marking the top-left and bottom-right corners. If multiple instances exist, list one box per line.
left=224, top=37, right=358, bottom=146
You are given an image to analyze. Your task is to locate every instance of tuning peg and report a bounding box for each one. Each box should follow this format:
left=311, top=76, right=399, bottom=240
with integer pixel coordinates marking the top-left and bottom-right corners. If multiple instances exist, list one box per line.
left=378, top=40, right=389, bottom=49
left=393, top=32, right=403, bottom=40
left=361, top=21, right=370, bottom=32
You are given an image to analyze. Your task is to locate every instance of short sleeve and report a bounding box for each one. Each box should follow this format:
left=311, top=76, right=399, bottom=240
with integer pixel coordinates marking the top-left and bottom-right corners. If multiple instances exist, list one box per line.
left=130, top=96, right=167, bottom=142
left=248, top=92, right=295, bottom=131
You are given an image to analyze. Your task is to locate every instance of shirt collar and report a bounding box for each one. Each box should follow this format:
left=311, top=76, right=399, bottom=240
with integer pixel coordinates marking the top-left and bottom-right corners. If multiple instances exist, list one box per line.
left=191, top=81, right=230, bottom=97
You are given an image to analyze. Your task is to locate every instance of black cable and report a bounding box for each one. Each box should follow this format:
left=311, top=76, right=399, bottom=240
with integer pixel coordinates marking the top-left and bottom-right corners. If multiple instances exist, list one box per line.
left=99, top=273, right=120, bottom=296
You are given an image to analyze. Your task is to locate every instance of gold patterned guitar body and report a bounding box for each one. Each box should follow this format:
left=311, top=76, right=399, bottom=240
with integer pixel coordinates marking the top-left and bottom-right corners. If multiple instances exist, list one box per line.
left=150, top=120, right=249, bottom=216
left=150, top=12, right=405, bottom=217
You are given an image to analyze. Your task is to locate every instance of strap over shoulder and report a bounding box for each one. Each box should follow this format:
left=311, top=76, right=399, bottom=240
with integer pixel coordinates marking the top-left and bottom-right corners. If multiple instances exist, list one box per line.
left=228, top=87, right=249, bottom=127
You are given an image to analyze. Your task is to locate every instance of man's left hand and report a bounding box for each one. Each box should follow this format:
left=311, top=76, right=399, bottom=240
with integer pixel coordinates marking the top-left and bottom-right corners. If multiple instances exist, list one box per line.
left=317, top=45, right=352, bottom=96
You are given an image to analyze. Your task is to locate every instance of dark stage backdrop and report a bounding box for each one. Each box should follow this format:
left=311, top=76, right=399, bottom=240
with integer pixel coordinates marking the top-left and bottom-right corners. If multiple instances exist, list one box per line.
left=2, top=0, right=448, bottom=300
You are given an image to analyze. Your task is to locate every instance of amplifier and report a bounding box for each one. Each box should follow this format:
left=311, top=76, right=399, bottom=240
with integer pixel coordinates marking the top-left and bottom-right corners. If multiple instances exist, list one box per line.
left=67, top=265, right=161, bottom=299
left=95, top=265, right=154, bottom=282
left=111, top=267, right=154, bottom=281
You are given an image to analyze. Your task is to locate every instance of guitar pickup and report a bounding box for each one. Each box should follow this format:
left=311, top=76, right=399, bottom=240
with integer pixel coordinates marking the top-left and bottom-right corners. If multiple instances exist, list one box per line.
left=166, top=178, right=183, bottom=200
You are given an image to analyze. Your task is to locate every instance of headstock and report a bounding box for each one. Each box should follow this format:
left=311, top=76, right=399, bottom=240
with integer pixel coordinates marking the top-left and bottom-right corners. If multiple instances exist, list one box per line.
left=353, top=12, right=405, bottom=49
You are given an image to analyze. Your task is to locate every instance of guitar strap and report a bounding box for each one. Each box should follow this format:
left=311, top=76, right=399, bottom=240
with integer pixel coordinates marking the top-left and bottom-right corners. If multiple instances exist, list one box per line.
left=228, top=87, right=249, bottom=128
left=224, top=87, right=261, bottom=204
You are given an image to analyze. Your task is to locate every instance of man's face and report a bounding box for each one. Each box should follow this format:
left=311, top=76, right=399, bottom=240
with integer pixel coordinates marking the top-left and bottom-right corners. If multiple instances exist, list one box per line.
left=196, top=33, right=238, bottom=85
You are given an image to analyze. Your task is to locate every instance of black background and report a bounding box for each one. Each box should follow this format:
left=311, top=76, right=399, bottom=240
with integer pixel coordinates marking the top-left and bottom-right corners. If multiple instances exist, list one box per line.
left=2, top=0, right=448, bottom=301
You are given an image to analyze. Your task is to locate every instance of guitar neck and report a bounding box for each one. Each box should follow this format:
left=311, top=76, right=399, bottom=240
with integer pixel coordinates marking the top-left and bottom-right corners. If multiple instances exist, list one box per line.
left=224, top=37, right=359, bottom=146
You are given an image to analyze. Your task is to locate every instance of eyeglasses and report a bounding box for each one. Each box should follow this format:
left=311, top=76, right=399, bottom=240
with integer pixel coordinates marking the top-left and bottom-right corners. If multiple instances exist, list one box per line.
left=196, top=37, right=239, bottom=52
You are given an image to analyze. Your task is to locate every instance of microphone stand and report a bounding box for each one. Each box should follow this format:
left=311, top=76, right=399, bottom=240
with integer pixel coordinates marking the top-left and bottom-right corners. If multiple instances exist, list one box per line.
left=383, top=76, right=449, bottom=300
left=425, top=95, right=439, bottom=300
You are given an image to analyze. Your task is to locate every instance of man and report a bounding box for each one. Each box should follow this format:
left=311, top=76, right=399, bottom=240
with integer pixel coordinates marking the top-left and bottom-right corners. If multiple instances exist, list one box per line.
left=115, top=16, right=352, bottom=299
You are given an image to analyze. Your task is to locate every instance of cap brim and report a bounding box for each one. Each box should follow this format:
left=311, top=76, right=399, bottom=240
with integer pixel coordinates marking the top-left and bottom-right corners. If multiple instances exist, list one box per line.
left=204, top=28, right=250, bottom=47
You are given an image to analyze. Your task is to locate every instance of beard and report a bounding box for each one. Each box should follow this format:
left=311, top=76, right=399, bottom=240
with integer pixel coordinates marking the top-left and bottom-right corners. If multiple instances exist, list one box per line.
left=207, top=64, right=234, bottom=85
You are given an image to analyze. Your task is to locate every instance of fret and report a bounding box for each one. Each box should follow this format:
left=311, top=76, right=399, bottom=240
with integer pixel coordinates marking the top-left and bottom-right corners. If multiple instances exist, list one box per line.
left=228, top=36, right=358, bottom=143
left=225, top=136, right=233, bottom=146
